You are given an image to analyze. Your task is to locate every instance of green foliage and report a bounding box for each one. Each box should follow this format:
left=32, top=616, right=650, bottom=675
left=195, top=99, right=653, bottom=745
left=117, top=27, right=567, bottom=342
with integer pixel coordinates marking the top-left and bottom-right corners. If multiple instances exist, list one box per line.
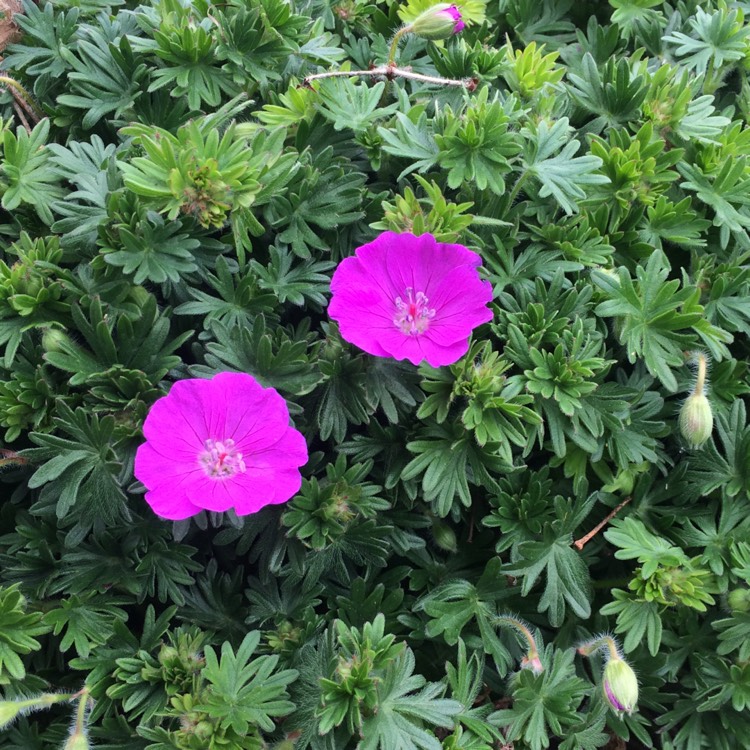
left=0, top=119, right=64, bottom=224
left=592, top=250, right=730, bottom=391
left=2, top=1, right=750, bottom=749
left=197, top=632, right=298, bottom=734
left=0, top=585, right=49, bottom=684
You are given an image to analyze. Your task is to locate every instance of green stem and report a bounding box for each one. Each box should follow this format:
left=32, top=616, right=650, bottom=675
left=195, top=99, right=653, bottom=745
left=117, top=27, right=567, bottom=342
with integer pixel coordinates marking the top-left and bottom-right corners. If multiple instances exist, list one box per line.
left=693, top=353, right=707, bottom=395
left=71, top=688, right=90, bottom=734
left=578, top=634, right=620, bottom=660
left=388, top=26, right=411, bottom=66
left=506, top=171, right=529, bottom=209
left=495, top=615, right=539, bottom=655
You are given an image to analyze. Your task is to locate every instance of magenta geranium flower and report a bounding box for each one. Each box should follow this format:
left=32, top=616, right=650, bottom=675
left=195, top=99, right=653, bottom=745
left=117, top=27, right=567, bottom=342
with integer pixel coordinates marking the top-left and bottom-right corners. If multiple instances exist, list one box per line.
left=444, top=5, right=466, bottom=34
left=328, top=232, right=493, bottom=367
left=134, top=372, right=307, bottom=520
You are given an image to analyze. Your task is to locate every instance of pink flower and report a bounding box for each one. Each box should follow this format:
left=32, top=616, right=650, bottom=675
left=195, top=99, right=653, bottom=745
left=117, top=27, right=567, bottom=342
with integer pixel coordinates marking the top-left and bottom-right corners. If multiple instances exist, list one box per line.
left=444, top=5, right=466, bottom=33
left=134, top=373, right=307, bottom=520
left=328, top=232, right=493, bottom=367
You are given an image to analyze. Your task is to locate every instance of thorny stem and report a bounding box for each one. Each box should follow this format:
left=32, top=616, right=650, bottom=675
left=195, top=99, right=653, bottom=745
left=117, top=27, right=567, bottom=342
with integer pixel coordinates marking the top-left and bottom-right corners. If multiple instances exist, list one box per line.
left=303, top=66, right=475, bottom=90
left=573, top=496, right=631, bottom=551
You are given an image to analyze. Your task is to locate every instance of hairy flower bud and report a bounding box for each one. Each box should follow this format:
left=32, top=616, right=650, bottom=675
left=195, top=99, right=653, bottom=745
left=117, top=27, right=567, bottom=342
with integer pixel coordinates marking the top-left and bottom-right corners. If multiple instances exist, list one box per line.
left=679, top=353, right=713, bottom=448
left=432, top=519, right=458, bottom=553
left=409, top=4, right=465, bottom=40
left=41, top=327, right=71, bottom=353
left=520, top=652, right=544, bottom=675
left=679, top=392, right=713, bottom=448
left=602, top=656, right=639, bottom=715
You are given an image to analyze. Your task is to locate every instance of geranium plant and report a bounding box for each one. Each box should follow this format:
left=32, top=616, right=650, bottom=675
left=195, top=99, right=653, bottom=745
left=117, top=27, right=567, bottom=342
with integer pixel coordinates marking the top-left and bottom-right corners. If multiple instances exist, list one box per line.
left=0, top=0, right=749, bottom=748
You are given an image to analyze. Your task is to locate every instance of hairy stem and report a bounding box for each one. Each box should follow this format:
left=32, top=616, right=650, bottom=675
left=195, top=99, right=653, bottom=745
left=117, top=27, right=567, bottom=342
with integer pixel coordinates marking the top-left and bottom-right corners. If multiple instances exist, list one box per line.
left=303, top=65, right=475, bottom=89
left=388, top=26, right=411, bottom=66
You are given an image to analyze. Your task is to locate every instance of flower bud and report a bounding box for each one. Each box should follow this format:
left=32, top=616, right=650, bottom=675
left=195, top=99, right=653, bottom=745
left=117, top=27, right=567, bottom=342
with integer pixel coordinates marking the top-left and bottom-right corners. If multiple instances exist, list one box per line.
left=728, top=588, right=750, bottom=613
left=0, top=700, right=22, bottom=729
left=602, top=656, right=638, bottom=715
left=520, top=652, right=544, bottom=675
left=41, top=327, right=72, bottom=353
left=679, top=392, right=713, bottom=448
left=158, top=644, right=179, bottom=666
left=409, top=4, right=465, bottom=40
left=432, top=519, right=457, bottom=553
left=193, top=721, right=213, bottom=741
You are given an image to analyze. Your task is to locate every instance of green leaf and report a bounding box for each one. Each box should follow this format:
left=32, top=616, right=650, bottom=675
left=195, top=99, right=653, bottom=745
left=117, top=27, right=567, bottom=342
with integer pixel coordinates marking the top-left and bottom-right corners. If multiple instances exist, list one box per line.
left=358, top=649, right=461, bottom=750
left=522, top=118, right=608, bottom=214
left=314, top=78, right=399, bottom=133
left=43, top=593, right=128, bottom=658
left=198, top=631, right=297, bottom=734
left=0, top=585, right=50, bottom=683
left=503, top=531, right=592, bottom=626
left=592, top=250, right=710, bottom=391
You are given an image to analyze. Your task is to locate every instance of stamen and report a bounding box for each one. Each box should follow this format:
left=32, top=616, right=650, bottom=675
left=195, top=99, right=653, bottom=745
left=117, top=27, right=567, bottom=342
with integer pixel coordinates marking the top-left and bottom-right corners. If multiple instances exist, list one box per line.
left=198, top=438, right=247, bottom=479
left=394, top=287, right=436, bottom=335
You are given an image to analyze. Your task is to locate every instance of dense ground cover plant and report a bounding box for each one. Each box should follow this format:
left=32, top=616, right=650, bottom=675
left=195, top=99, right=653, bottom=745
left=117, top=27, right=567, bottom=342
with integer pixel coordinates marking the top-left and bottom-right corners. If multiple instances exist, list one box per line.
left=0, top=0, right=750, bottom=747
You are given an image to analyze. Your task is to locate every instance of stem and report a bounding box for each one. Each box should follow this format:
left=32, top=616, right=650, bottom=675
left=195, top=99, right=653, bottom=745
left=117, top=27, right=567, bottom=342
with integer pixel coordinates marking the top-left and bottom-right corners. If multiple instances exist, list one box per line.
left=0, top=76, right=43, bottom=121
left=388, top=26, right=411, bottom=66
left=70, top=687, right=90, bottom=735
left=573, top=496, right=631, bottom=551
left=495, top=615, right=539, bottom=655
left=577, top=634, right=620, bottom=660
left=506, top=171, right=529, bottom=208
left=693, top=353, right=707, bottom=395
left=303, top=65, right=475, bottom=90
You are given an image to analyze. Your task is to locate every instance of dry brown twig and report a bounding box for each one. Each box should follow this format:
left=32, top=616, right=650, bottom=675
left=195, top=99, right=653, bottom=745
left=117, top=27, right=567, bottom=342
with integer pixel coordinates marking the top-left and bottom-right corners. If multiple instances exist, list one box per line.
left=573, top=497, right=632, bottom=551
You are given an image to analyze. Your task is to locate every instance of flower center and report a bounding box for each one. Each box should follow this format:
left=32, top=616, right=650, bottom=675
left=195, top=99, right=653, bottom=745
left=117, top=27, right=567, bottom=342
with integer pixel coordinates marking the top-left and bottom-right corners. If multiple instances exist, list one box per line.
left=198, top=438, right=246, bottom=479
left=394, top=287, right=435, bottom=335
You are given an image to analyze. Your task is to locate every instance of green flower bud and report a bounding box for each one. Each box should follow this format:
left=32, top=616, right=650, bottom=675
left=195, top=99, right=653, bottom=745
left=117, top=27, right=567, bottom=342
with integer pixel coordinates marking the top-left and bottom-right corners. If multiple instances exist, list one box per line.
left=158, top=645, right=180, bottom=666
left=679, top=392, right=713, bottom=448
left=432, top=519, right=457, bottom=553
left=728, top=588, right=750, bottom=613
left=409, top=3, right=465, bottom=41
left=602, top=656, right=639, bottom=715
left=0, top=700, right=22, bottom=729
left=41, top=327, right=71, bottom=353
left=193, top=721, right=213, bottom=741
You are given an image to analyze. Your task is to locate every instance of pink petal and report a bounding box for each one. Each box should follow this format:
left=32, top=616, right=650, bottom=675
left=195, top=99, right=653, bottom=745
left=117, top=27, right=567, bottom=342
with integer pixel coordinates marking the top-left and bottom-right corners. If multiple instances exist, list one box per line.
left=209, top=372, right=291, bottom=451
left=185, top=474, right=240, bottom=513
left=141, top=380, right=210, bottom=457
left=144, top=486, right=203, bottom=520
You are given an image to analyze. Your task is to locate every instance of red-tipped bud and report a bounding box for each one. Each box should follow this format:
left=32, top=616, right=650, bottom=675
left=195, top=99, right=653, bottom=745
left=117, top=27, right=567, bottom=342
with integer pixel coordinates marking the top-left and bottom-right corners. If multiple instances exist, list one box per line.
left=602, top=656, right=639, bottom=715
left=409, top=4, right=465, bottom=40
left=520, top=652, right=544, bottom=675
